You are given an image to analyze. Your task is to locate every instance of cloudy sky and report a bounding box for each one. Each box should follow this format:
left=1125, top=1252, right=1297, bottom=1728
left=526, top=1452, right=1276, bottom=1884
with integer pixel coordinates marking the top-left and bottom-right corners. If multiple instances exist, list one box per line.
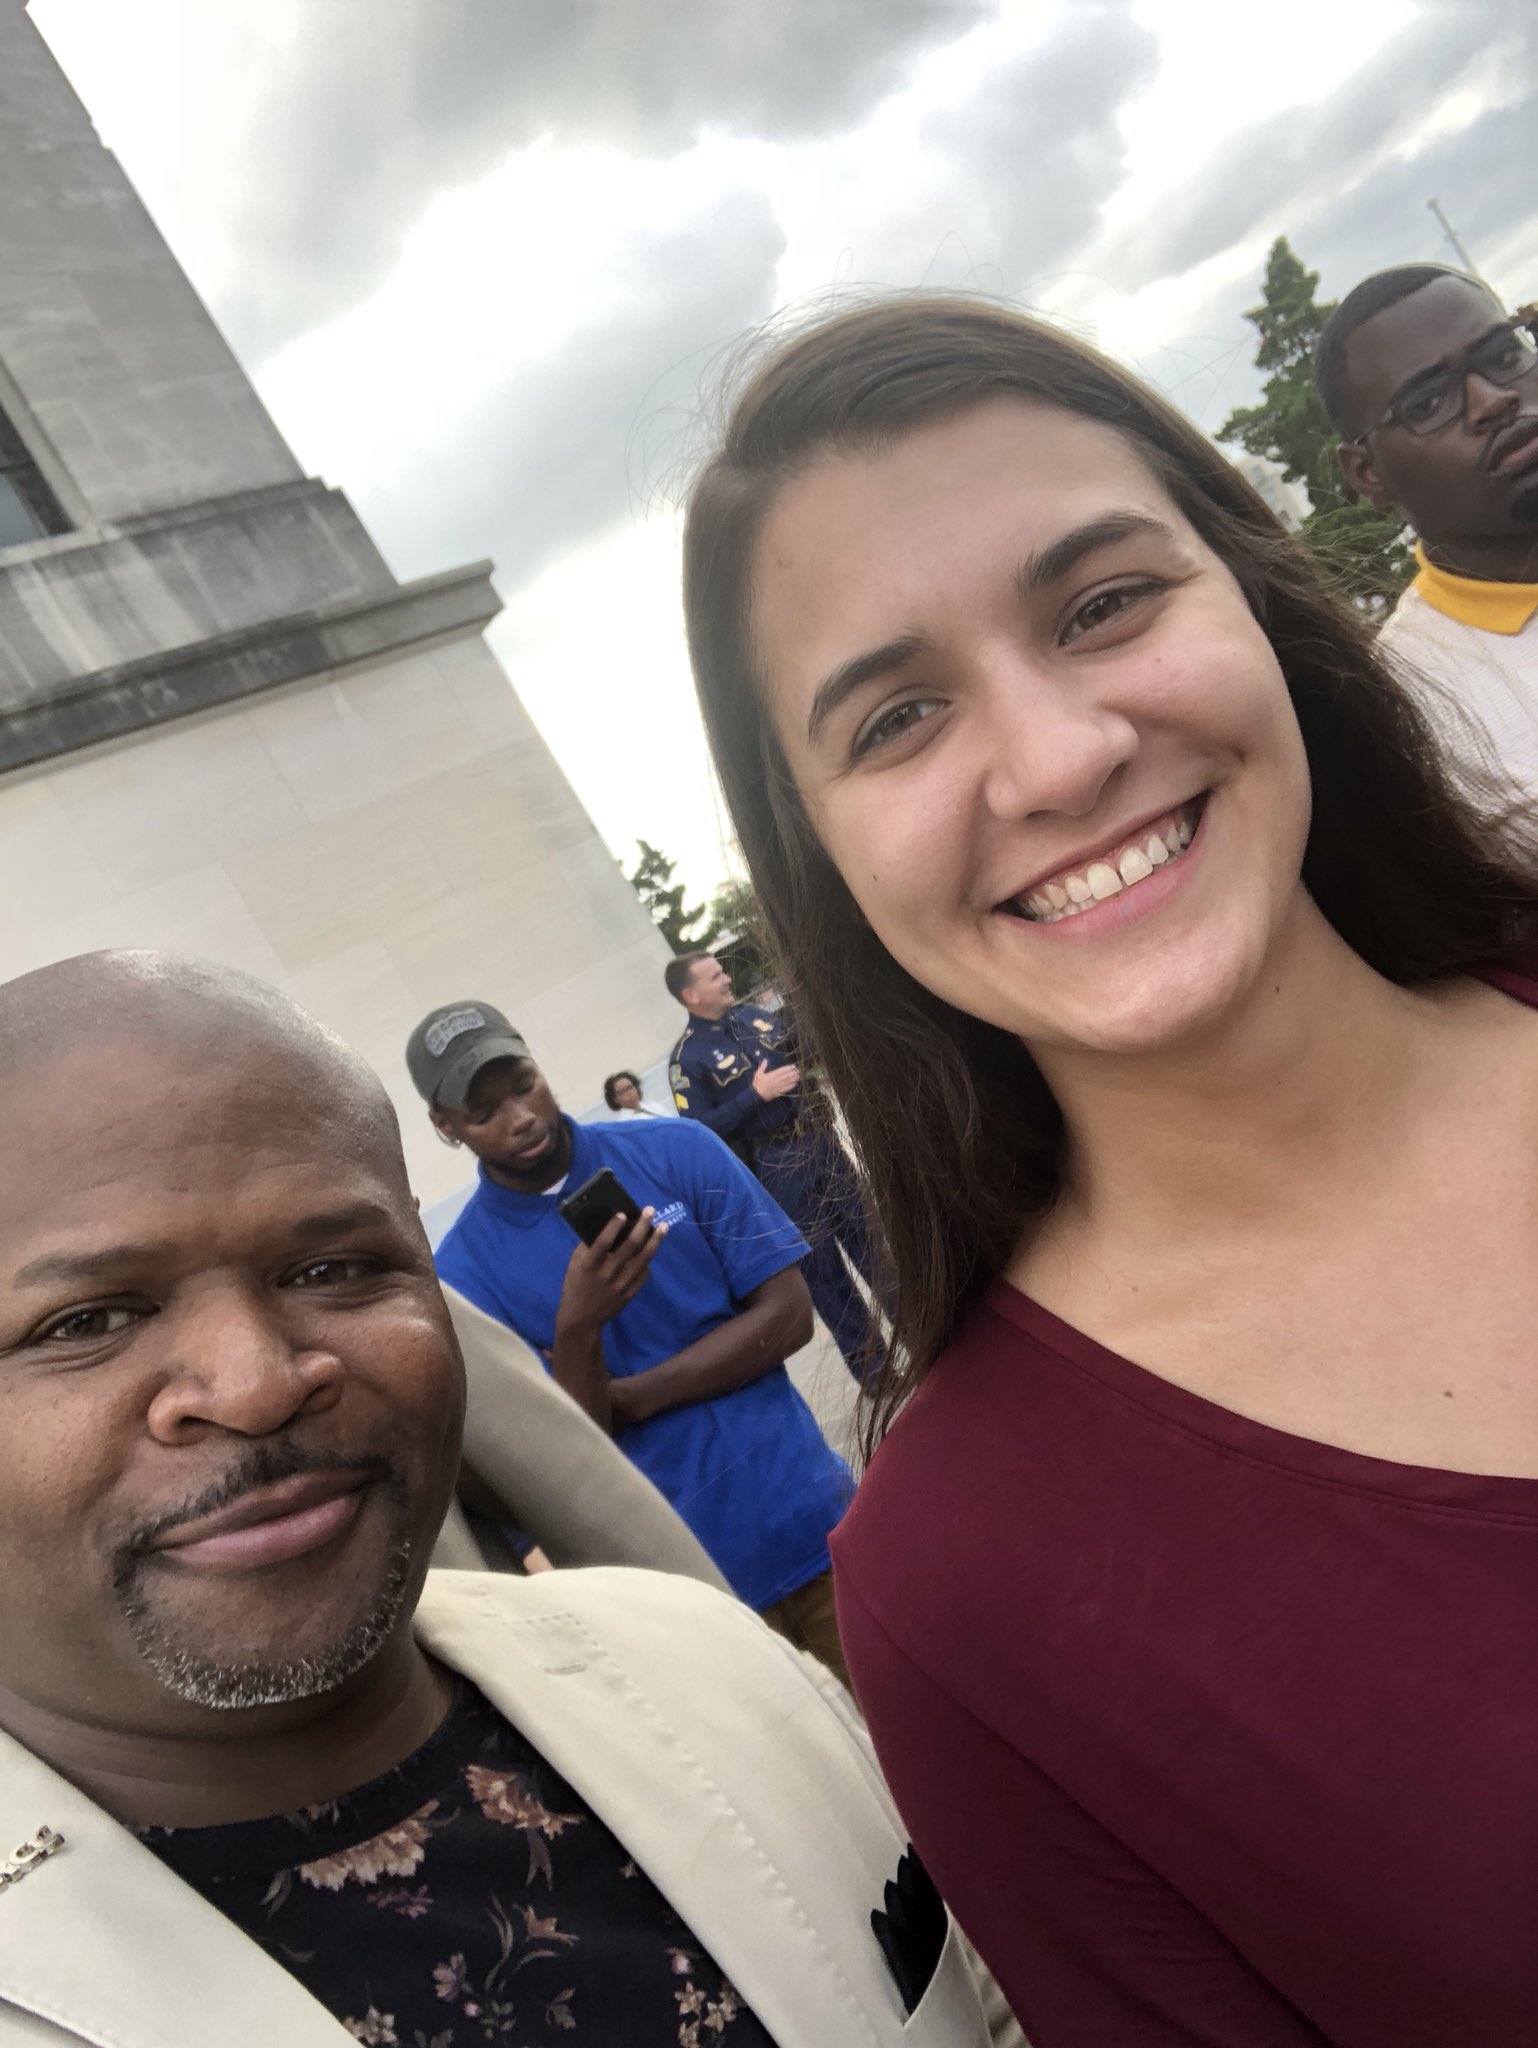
left=29, top=0, right=1536, bottom=892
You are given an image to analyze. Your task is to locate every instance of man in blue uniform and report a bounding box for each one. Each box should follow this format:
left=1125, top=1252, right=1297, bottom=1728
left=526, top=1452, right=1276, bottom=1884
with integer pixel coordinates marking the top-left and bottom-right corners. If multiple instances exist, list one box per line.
left=406, top=999, right=853, bottom=1681
left=665, top=953, right=878, bottom=1376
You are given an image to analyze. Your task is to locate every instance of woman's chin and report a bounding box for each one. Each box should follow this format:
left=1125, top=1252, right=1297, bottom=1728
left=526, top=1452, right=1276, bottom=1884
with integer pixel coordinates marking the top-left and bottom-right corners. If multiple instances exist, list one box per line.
left=1010, top=946, right=1271, bottom=1062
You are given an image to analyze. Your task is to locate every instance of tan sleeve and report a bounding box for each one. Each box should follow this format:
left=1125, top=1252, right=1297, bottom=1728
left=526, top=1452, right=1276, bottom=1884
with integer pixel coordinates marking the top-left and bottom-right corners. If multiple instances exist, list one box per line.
left=443, top=1285, right=732, bottom=1591
left=781, top=1635, right=1029, bottom=2048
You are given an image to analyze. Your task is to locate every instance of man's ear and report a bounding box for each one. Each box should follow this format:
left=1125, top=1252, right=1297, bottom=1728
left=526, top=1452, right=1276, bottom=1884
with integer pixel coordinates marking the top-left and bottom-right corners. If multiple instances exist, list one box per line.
left=1337, top=437, right=1393, bottom=509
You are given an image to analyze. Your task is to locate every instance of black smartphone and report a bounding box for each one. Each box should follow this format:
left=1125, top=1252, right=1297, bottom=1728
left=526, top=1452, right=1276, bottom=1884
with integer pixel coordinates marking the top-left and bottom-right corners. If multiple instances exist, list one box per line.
left=558, top=1167, right=645, bottom=1247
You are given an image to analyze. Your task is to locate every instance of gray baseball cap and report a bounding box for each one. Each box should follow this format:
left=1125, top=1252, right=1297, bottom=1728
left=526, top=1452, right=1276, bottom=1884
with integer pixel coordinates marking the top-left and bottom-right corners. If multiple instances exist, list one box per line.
left=405, top=1001, right=533, bottom=1111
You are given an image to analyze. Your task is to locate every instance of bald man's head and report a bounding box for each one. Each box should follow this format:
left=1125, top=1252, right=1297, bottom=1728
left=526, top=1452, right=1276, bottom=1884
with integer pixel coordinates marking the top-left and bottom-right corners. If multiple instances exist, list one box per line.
left=0, top=952, right=463, bottom=1738
left=0, top=951, right=403, bottom=1166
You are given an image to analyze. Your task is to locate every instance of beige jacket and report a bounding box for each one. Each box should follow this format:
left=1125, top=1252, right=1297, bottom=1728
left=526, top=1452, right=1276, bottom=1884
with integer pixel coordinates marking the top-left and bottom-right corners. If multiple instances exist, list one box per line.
left=0, top=1569, right=1012, bottom=2047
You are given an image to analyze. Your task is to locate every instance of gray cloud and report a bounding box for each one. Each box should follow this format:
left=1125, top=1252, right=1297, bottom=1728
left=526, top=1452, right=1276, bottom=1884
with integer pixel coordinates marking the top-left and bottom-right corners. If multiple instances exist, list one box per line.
left=1096, top=0, right=1532, bottom=293
left=346, top=183, right=786, bottom=592
left=1089, top=58, right=1536, bottom=445
left=305, top=0, right=1532, bottom=601
left=213, top=0, right=991, bottom=362
left=804, top=1, right=1159, bottom=294
left=1300, top=91, right=1537, bottom=302
left=1159, top=75, right=1538, bottom=437
left=309, top=4, right=1164, bottom=601
left=912, top=2, right=1159, bottom=285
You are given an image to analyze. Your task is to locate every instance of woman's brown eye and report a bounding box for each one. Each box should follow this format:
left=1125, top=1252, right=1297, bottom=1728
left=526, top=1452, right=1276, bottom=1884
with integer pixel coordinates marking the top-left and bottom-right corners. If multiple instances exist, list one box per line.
left=853, top=698, right=938, bottom=759
left=1064, top=580, right=1162, bottom=644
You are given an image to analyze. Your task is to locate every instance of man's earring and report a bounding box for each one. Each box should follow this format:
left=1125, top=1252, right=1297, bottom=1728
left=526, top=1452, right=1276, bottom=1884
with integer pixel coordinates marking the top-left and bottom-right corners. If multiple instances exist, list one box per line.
left=433, top=1126, right=463, bottom=1149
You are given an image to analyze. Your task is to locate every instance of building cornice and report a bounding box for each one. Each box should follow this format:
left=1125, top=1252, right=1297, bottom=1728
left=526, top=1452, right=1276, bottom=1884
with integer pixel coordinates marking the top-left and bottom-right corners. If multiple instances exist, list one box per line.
left=0, top=559, right=501, bottom=773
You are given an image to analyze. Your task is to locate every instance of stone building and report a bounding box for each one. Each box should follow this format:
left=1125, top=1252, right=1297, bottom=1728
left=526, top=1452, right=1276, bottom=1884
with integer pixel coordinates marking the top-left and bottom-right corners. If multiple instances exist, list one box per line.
left=0, top=0, right=678, bottom=1200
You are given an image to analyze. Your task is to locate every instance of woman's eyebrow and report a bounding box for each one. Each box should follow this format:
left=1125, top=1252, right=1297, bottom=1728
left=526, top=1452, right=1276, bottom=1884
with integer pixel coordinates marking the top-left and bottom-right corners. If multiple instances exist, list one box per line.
left=806, top=632, right=927, bottom=746
left=803, top=510, right=1176, bottom=747
left=1014, top=510, right=1176, bottom=599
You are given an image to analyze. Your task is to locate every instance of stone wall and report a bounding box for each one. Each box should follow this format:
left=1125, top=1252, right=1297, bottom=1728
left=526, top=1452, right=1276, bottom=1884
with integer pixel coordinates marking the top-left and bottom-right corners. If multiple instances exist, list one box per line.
left=0, top=626, right=680, bottom=1202
left=0, top=478, right=402, bottom=713
left=0, top=1, right=302, bottom=525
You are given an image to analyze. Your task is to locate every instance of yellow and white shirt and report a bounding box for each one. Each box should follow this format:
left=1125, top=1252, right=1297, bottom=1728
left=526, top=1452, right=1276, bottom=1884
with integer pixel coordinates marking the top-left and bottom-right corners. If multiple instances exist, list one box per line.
left=1377, top=546, right=1538, bottom=812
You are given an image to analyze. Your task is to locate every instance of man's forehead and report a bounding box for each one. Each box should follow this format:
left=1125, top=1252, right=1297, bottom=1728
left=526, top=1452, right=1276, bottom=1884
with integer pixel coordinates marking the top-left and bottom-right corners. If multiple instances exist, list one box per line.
left=464, top=1054, right=538, bottom=1104
left=11, top=1034, right=341, bottom=1118
left=1346, top=277, right=1504, bottom=403
left=0, top=1105, right=413, bottom=1268
left=1, top=1038, right=404, bottom=1190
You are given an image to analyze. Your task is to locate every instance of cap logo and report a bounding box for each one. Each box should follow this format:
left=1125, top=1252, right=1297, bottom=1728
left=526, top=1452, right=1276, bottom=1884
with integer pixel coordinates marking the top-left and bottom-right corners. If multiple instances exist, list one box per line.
left=424, top=1007, right=488, bottom=1058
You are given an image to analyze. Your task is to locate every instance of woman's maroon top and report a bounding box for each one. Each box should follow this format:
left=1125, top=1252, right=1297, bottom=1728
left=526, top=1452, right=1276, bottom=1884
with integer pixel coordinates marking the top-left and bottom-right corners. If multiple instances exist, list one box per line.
left=832, top=971, right=1538, bottom=2047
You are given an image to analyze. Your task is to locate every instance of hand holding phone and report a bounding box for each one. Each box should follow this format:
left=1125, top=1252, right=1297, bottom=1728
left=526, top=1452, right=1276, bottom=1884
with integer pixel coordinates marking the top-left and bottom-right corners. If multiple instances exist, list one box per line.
left=558, top=1168, right=644, bottom=1246
left=555, top=1169, right=665, bottom=1335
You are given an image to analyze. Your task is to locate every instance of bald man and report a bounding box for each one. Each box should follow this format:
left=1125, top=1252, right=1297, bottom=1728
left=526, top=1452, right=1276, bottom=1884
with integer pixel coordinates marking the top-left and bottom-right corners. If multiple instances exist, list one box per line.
left=0, top=953, right=1006, bottom=2048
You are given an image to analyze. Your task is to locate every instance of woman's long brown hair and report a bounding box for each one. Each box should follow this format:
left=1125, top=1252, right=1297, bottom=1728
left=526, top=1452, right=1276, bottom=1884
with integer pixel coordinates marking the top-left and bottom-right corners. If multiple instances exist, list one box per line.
left=682, top=296, right=1538, bottom=1451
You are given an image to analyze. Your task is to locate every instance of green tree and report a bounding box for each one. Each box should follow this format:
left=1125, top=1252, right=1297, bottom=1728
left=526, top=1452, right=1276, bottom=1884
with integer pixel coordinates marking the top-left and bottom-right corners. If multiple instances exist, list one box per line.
left=626, top=839, right=721, bottom=954
left=708, top=874, right=773, bottom=998
left=1219, top=237, right=1342, bottom=502
left=1296, top=498, right=1415, bottom=611
left=1219, top=236, right=1412, bottom=616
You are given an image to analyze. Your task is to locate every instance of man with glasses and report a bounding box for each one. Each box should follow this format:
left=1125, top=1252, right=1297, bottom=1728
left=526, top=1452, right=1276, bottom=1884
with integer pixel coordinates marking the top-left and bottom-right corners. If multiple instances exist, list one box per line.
left=1315, top=264, right=1538, bottom=802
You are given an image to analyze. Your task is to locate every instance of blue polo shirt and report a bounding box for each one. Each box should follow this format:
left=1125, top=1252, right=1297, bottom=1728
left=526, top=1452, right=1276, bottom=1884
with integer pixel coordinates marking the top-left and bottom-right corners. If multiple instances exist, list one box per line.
left=434, top=1115, right=853, bottom=1608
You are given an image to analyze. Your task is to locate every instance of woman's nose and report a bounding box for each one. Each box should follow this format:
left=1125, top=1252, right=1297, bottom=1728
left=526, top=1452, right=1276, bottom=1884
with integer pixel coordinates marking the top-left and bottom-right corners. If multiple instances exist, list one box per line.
left=977, top=664, right=1138, bottom=823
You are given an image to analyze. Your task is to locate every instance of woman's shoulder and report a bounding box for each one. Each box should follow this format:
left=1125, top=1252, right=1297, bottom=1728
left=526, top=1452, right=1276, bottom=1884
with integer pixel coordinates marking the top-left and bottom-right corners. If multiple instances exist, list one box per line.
left=833, top=1288, right=1050, bottom=1550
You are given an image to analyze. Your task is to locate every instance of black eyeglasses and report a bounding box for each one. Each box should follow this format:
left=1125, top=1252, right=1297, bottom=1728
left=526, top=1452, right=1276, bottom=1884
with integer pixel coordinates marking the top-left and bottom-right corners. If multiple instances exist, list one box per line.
left=1350, top=310, right=1538, bottom=443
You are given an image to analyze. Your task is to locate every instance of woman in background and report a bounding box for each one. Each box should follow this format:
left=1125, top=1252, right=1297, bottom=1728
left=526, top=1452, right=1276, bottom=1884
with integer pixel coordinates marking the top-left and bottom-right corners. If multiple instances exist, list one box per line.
left=681, top=298, right=1538, bottom=2048
left=603, top=1068, right=663, bottom=1116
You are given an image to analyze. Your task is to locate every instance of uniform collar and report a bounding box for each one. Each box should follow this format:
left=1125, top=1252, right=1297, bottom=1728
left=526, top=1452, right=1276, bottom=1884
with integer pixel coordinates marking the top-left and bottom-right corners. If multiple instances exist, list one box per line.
left=1411, top=544, right=1538, bottom=635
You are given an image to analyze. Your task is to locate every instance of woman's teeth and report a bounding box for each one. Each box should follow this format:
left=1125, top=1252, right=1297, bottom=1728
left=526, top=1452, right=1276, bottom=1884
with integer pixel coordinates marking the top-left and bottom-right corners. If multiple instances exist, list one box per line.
left=1019, top=809, right=1195, bottom=923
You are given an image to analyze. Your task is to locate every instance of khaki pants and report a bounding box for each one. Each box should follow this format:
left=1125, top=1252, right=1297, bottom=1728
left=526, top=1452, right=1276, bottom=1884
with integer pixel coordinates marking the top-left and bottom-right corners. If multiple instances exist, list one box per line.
left=761, top=1568, right=852, bottom=1692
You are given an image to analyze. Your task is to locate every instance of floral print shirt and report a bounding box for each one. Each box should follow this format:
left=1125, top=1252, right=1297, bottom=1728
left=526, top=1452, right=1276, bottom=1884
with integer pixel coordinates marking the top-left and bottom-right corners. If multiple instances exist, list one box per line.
left=138, top=1679, right=775, bottom=2047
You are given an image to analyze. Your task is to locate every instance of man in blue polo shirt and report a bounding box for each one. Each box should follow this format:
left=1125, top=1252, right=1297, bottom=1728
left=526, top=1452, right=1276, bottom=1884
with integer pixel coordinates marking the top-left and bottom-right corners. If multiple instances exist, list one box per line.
left=406, top=1000, right=853, bottom=1681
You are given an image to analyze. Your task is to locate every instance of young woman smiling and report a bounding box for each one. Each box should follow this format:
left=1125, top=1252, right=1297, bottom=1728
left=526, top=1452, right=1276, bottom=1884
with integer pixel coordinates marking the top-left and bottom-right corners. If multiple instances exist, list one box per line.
left=682, top=300, right=1538, bottom=2048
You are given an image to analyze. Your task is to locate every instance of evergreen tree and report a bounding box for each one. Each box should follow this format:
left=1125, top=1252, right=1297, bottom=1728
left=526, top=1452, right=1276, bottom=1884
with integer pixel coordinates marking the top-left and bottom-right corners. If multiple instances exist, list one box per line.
left=626, top=839, right=721, bottom=954
left=1297, top=498, right=1415, bottom=612
left=1219, top=236, right=1412, bottom=615
left=1219, top=237, right=1343, bottom=504
left=709, top=875, right=772, bottom=998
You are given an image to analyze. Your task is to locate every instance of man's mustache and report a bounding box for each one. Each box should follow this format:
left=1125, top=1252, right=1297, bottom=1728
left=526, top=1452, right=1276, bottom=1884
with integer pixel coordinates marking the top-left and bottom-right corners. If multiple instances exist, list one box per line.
left=113, top=1440, right=407, bottom=1586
